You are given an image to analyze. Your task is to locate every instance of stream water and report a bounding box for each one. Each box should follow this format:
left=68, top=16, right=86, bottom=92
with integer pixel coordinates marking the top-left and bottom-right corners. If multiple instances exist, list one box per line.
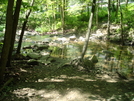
left=20, top=34, right=134, bottom=78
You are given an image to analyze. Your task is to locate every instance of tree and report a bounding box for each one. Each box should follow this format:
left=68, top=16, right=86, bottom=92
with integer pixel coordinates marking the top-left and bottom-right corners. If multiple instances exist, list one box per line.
left=6, top=0, right=22, bottom=67
left=80, top=0, right=96, bottom=59
left=16, top=0, right=35, bottom=54
left=118, top=0, right=124, bottom=45
left=116, top=0, right=119, bottom=18
left=107, top=0, right=111, bottom=40
left=60, top=0, right=65, bottom=34
left=0, top=0, right=14, bottom=83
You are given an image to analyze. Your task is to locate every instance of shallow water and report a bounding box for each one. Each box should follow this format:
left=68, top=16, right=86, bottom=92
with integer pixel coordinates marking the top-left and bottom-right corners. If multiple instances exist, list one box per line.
left=22, top=35, right=134, bottom=77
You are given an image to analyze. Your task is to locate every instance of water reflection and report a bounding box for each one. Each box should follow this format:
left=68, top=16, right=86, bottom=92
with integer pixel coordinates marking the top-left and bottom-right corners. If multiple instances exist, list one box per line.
left=50, top=41, right=134, bottom=77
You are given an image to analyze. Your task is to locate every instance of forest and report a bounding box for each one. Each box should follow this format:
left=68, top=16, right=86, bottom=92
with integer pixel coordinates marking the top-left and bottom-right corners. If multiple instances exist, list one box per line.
left=0, top=0, right=134, bottom=100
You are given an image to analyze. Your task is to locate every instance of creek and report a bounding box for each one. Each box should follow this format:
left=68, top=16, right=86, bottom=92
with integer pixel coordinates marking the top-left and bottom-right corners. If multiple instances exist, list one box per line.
left=17, top=33, right=134, bottom=78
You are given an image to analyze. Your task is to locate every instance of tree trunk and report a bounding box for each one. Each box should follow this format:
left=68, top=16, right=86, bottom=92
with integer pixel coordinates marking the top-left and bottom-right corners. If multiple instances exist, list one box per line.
left=118, top=0, right=124, bottom=45
left=16, top=0, right=34, bottom=54
left=6, top=0, right=22, bottom=67
left=126, top=0, right=128, bottom=8
left=107, top=0, right=111, bottom=40
left=80, top=0, right=96, bottom=60
left=116, top=0, right=119, bottom=18
left=96, top=0, right=99, bottom=27
left=0, top=0, right=14, bottom=84
left=61, top=0, right=65, bottom=34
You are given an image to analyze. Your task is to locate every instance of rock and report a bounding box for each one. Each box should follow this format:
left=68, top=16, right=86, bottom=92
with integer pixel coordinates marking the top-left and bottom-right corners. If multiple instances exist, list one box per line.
left=37, top=55, right=50, bottom=64
left=40, top=50, right=52, bottom=56
left=39, top=55, right=50, bottom=60
left=78, top=36, right=85, bottom=41
left=38, top=60, right=51, bottom=65
left=57, top=37, right=68, bottom=42
left=27, top=52, right=41, bottom=59
left=102, top=23, right=107, bottom=28
left=69, top=35, right=76, bottom=41
left=43, top=38, right=52, bottom=43
left=27, top=59, right=39, bottom=65
left=90, top=55, right=98, bottom=63
left=23, top=45, right=33, bottom=49
left=36, top=44, right=49, bottom=50
left=83, top=55, right=98, bottom=71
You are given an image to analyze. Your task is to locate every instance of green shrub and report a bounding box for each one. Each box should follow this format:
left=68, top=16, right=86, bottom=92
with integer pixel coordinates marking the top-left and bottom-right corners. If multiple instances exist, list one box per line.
left=0, top=25, right=5, bottom=32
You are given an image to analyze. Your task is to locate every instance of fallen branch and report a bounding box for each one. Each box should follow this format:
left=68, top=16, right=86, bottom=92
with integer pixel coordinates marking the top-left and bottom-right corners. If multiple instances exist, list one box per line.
left=0, top=78, right=13, bottom=92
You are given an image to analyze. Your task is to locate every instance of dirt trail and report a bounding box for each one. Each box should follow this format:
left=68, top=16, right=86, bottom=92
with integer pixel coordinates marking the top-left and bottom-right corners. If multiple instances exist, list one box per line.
left=1, top=58, right=134, bottom=101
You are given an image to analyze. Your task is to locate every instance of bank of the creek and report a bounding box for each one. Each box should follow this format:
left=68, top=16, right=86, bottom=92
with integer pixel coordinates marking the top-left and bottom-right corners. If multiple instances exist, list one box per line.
left=1, top=29, right=134, bottom=101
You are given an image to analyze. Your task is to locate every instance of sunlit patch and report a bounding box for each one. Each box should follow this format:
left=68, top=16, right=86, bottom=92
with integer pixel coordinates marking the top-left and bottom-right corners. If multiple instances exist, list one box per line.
left=106, top=79, right=118, bottom=83
left=20, top=68, right=27, bottom=72
left=41, top=90, right=60, bottom=99
left=37, top=78, right=65, bottom=82
left=84, top=79, right=96, bottom=81
left=68, top=76, right=84, bottom=79
left=13, top=88, right=92, bottom=101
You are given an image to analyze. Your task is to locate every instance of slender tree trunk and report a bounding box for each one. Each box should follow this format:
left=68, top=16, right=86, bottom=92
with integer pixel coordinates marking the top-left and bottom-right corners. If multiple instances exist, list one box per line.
left=118, top=0, right=124, bottom=45
left=16, top=0, right=34, bottom=54
left=87, top=3, right=90, bottom=18
left=107, top=0, right=111, bottom=40
left=0, top=0, right=14, bottom=83
left=16, top=20, right=28, bottom=54
left=61, top=0, right=65, bottom=34
left=7, top=0, right=22, bottom=67
left=96, top=0, right=99, bottom=27
left=126, top=0, right=128, bottom=8
left=116, top=0, right=119, bottom=18
left=80, top=0, right=96, bottom=60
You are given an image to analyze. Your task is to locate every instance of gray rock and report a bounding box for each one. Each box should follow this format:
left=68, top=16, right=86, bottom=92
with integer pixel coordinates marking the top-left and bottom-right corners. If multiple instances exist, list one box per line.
left=27, top=52, right=41, bottom=59
left=43, top=38, right=52, bottom=43
left=69, top=35, right=76, bottom=41
left=27, top=59, right=39, bottom=65
left=36, top=44, right=49, bottom=50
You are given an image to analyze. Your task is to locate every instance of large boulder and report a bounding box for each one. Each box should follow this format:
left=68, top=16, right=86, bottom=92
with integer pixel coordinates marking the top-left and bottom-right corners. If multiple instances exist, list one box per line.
left=36, top=44, right=49, bottom=51
left=27, top=52, right=41, bottom=59
left=69, top=35, right=76, bottom=41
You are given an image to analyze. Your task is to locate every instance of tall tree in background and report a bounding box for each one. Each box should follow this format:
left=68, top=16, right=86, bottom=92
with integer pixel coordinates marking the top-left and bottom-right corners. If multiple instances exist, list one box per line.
left=96, top=0, right=99, bottom=27
left=126, top=0, right=128, bottom=8
left=107, top=0, right=111, bottom=40
left=80, top=0, right=96, bottom=59
left=116, top=0, right=119, bottom=18
left=16, top=0, right=34, bottom=54
left=60, top=0, right=65, bottom=34
left=7, top=0, right=22, bottom=67
left=0, top=0, right=14, bottom=83
left=118, top=0, right=124, bottom=45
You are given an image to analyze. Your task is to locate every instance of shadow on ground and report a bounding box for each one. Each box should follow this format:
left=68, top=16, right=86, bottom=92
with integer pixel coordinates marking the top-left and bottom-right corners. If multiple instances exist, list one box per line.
left=1, top=60, right=134, bottom=101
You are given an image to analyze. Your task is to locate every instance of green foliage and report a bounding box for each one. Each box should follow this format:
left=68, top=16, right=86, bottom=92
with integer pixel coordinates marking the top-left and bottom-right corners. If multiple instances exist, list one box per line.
left=35, top=26, right=49, bottom=33
left=0, top=32, right=4, bottom=37
left=0, top=25, right=5, bottom=32
left=123, top=4, right=134, bottom=28
left=0, top=0, right=7, bottom=4
left=98, top=7, right=108, bottom=21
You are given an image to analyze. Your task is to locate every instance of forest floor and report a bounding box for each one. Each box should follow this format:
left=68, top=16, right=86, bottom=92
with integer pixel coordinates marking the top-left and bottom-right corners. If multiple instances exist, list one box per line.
left=1, top=57, right=134, bottom=101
